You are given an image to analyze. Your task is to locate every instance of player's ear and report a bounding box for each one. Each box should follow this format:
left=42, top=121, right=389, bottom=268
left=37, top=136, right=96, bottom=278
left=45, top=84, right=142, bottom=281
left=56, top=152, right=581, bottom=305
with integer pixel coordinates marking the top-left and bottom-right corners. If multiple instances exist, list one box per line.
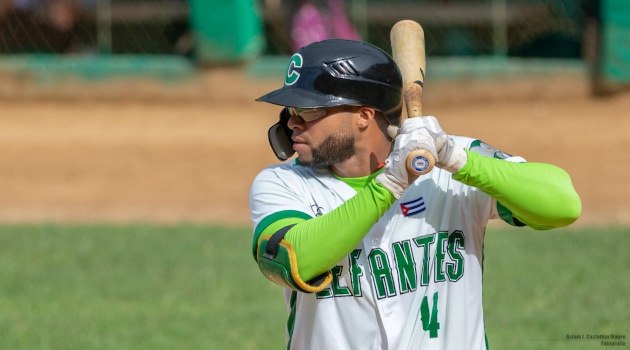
left=355, top=106, right=376, bottom=129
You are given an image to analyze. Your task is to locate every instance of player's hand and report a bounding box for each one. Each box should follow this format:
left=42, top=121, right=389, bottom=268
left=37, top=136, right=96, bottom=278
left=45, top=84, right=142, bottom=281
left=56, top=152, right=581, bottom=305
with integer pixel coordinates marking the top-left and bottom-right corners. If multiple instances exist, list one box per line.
left=376, top=128, right=438, bottom=198
left=399, top=116, right=468, bottom=174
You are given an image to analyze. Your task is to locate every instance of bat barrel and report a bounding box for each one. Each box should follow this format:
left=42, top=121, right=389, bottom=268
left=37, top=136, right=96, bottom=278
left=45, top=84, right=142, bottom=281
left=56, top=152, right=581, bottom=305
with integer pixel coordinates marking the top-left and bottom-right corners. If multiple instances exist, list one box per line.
left=390, top=19, right=435, bottom=176
left=390, top=20, right=426, bottom=88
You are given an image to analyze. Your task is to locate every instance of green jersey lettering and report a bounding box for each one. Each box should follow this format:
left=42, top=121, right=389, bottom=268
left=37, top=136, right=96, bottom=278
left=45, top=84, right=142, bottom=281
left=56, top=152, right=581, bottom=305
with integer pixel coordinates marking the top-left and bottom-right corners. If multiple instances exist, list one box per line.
left=349, top=249, right=363, bottom=297
left=368, top=248, right=397, bottom=299
left=413, top=234, right=436, bottom=286
left=434, top=231, right=448, bottom=283
left=392, top=240, right=417, bottom=293
left=330, top=266, right=352, bottom=297
left=420, top=292, right=441, bottom=338
left=446, top=230, right=465, bottom=281
left=317, top=231, right=466, bottom=300
left=315, top=286, right=333, bottom=299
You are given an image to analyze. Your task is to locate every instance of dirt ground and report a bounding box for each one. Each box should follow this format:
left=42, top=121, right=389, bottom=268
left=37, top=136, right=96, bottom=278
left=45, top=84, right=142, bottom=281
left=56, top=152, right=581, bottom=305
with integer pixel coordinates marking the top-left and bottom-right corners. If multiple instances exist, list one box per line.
left=0, top=68, right=628, bottom=227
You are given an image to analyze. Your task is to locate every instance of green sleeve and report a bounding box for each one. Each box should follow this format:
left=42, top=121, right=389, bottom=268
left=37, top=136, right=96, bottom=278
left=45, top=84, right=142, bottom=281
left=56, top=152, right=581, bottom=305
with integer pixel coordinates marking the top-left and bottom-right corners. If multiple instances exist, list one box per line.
left=453, top=150, right=582, bottom=230
left=284, top=180, right=395, bottom=282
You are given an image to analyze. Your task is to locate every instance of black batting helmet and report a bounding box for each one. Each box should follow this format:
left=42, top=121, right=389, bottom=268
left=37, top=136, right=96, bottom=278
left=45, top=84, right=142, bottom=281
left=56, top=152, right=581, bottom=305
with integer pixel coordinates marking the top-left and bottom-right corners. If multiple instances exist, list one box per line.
left=256, top=39, right=402, bottom=117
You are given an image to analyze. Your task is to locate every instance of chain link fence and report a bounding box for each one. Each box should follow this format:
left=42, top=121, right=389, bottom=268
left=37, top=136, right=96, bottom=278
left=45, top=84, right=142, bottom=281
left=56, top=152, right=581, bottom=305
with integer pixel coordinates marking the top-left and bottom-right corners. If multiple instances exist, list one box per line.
left=0, top=0, right=191, bottom=55
left=260, top=0, right=587, bottom=58
left=0, top=0, right=588, bottom=58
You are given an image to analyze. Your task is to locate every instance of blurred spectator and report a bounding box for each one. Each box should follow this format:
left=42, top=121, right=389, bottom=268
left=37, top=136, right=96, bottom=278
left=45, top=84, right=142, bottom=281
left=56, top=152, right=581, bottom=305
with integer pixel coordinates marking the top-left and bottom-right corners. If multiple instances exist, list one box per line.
left=0, top=0, right=12, bottom=18
left=581, top=0, right=604, bottom=95
left=291, top=0, right=360, bottom=51
left=48, top=0, right=81, bottom=33
left=581, top=0, right=600, bottom=63
left=0, top=0, right=92, bottom=53
left=164, top=0, right=194, bottom=58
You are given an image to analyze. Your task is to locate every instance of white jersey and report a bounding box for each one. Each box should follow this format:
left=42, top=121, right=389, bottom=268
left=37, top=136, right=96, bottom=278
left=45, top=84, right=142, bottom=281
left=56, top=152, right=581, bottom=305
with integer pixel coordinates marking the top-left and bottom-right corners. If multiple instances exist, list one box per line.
left=250, top=136, right=522, bottom=350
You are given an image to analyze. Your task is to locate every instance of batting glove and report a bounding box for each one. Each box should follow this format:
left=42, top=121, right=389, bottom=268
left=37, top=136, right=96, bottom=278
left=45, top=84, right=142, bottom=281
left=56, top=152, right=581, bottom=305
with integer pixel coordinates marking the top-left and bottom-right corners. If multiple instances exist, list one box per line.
left=376, top=128, right=438, bottom=198
left=399, top=116, right=468, bottom=174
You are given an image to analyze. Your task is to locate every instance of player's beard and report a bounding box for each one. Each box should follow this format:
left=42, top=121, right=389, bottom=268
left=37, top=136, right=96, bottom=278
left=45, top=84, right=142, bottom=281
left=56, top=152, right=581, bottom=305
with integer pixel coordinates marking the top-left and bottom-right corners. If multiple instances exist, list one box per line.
left=303, top=132, right=355, bottom=168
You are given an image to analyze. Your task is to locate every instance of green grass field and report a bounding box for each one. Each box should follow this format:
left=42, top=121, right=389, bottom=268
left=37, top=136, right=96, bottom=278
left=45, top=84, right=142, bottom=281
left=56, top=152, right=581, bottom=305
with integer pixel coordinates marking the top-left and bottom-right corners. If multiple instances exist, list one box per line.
left=0, top=224, right=627, bottom=350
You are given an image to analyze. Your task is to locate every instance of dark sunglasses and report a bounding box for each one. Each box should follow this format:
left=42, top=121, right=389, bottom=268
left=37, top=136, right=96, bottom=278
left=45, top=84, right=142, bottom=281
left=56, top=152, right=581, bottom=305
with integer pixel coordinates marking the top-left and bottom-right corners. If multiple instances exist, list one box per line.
left=287, top=107, right=328, bottom=122
left=287, top=106, right=359, bottom=123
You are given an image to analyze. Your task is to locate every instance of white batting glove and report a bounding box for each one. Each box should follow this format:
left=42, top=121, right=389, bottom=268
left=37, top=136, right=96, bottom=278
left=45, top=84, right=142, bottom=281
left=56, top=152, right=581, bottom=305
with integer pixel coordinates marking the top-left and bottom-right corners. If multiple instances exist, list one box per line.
left=398, top=115, right=441, bottom=134
left=376, top=128, right=438, bottom=198
left=436, top=135, right=468, bottom=174
left=397, top=116, right=468, bottom=174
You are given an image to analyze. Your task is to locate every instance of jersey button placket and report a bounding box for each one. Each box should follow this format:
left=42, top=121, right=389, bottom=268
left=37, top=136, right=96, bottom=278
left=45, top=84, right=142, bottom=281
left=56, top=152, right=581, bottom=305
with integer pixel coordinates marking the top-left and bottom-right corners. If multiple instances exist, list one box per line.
left=371, top=231, right=383, bottom=246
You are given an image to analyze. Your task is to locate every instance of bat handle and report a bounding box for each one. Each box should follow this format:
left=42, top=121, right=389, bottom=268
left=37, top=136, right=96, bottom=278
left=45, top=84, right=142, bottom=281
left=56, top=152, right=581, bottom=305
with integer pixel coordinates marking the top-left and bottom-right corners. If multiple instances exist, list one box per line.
left=406, top=149, right=435, bottom=176
left=387, top=125, right=436, bottom=176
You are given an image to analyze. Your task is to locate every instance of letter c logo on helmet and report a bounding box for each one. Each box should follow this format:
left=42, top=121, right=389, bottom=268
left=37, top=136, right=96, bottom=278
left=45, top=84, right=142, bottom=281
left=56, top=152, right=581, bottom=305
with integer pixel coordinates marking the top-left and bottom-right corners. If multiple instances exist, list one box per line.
left=285, top=54, right=303, bottom=86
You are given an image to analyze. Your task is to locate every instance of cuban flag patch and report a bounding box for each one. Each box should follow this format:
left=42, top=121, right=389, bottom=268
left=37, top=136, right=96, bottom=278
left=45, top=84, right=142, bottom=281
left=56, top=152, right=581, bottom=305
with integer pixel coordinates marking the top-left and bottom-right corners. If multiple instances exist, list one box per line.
left=400, top=197, right=426, bottom=217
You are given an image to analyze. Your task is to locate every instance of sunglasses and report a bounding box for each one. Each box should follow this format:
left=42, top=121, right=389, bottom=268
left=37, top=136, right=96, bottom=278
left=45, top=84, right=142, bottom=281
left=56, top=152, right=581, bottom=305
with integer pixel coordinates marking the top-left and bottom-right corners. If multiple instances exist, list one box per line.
left=287, top=107, right=328, bottom=123
left=287, top=106, right=359, bottom=123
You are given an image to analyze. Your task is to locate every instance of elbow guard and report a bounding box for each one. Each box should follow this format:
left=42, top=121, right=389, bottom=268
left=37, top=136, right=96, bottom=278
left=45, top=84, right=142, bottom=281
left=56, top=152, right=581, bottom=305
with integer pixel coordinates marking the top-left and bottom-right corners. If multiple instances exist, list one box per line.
left=256, top=226, right=332, bottom=293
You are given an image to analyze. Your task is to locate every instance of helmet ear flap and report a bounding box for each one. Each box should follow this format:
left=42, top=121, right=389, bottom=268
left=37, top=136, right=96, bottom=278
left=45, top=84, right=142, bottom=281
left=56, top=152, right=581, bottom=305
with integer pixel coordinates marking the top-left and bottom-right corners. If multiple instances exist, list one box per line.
left=268, top=108, right=295, bottom=161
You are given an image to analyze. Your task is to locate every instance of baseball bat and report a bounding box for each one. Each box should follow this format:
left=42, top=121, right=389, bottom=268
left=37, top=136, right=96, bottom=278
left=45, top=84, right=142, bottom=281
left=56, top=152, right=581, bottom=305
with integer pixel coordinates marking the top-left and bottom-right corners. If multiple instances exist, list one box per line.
left=389, top=20, right=435, bottom=176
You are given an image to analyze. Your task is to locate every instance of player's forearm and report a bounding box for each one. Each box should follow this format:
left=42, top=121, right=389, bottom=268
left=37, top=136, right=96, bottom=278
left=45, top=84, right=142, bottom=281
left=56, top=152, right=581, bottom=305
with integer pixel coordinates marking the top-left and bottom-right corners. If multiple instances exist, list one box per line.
left=285, top=180, right=395, bottom=281
left=253, top=177, right=394, bottom=293
left=453, top=150, right=582, bottom=230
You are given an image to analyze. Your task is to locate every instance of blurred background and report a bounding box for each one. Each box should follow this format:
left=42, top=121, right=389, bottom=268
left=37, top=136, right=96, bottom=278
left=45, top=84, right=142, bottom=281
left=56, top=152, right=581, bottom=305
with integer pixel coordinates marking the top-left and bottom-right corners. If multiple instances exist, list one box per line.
left=0, top=0, right=626, bottom=94
left=0, top=1, right=628, bottom=349
left=0, top=0, right=628, bottom=226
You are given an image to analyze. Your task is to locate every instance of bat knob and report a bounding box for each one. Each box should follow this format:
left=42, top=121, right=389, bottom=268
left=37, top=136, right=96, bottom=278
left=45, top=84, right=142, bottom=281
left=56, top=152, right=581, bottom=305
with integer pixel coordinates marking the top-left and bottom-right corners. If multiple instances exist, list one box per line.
left=406, top=149, right=435, bottom=176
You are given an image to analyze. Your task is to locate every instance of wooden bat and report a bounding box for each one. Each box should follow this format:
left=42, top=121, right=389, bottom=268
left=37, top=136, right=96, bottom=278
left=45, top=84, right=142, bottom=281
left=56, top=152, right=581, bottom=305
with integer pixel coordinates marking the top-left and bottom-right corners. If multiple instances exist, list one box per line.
left=389, top=20, right=435, bottom=176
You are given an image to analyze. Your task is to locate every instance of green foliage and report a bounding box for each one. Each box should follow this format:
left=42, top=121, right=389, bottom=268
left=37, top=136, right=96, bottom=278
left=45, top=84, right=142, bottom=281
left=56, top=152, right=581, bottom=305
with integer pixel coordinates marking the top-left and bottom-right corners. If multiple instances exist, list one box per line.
left=0, top=224, right=627, bottom=349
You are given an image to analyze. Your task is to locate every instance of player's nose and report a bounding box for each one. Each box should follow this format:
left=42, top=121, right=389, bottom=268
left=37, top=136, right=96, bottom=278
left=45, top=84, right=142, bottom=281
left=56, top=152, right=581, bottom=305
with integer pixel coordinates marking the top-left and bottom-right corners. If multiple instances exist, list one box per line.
left=287, top=113, right=306, bottom=131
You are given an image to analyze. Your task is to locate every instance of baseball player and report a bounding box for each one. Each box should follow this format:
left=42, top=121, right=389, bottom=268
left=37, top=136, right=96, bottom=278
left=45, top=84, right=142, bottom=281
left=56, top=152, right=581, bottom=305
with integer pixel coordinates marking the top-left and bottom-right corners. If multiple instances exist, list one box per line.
left=249, top=39, right=581, bottom=350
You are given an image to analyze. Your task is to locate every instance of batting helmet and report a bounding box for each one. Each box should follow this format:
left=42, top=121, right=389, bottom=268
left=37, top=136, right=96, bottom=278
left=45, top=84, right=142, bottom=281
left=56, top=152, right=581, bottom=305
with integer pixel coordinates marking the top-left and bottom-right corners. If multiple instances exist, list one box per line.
left=256, top=39, right=403, bottom=117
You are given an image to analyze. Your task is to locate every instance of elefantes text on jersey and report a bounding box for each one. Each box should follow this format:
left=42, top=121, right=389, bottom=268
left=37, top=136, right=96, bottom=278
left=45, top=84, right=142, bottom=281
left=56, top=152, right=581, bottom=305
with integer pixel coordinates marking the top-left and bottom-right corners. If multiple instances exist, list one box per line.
left=315, top=230, right=465, bottom=299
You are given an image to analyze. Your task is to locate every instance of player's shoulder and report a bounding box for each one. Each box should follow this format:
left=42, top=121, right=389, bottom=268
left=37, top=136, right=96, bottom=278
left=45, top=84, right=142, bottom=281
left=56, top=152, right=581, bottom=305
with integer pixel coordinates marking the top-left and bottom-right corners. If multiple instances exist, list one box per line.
left=451, top=136, right=478, bottom=150
left=253, top=159, right=315, bottom=184
left=452, top=136, right=526, bottom=162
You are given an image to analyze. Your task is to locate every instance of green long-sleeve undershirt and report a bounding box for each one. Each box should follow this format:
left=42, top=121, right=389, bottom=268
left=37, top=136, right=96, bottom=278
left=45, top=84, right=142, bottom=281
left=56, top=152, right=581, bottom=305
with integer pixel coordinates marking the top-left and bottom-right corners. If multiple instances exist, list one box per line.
left=283, top=177, right=395, bottom=282
left=266, top=151, right=581, bottom=284
left=453, top=150, right=581, bottom=230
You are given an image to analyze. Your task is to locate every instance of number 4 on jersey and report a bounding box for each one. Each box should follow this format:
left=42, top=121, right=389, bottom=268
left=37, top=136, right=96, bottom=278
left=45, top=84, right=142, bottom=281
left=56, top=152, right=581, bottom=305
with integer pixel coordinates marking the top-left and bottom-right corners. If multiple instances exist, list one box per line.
left=420, top=292, right=440, bottom=338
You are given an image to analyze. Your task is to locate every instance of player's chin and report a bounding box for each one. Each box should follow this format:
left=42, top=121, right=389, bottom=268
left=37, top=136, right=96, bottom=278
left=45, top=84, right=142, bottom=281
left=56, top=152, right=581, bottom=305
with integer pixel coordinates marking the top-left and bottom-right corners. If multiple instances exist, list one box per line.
left=297, top=153, right=313, bottom=165
left=295, top=151, right=313, bottom=165
left=294, top=144, right=312, bottom=159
